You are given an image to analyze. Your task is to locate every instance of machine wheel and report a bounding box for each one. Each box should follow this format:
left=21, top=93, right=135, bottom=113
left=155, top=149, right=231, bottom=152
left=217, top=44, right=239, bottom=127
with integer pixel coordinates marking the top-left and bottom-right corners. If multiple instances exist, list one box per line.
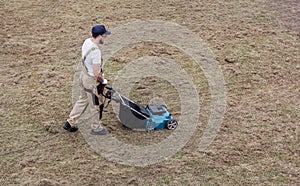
left=166, top=119, right=178, bottom=130
left=147, top=126, right=155, bottom=133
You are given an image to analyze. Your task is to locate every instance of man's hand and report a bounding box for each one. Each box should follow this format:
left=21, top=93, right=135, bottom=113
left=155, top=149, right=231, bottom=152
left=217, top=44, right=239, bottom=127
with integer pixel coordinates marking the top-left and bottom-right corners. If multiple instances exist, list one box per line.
left=96, top=74, right=103, bottom=83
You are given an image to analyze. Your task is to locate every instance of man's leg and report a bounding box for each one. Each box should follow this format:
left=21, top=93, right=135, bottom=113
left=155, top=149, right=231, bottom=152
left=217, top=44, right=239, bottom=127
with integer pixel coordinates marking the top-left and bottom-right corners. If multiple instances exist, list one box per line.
left=63, top=76, right=88, bottom=132
left=86, top=92, right=106, bottom=133
left=70, top=73, right=108, bottom=135
left=67, top=86, right=88, bottom=127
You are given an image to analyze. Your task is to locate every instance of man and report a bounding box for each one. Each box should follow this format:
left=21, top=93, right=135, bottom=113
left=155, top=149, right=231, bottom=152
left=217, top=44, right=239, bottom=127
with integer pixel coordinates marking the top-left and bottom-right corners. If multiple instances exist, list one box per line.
left=63, top=25, right=111, bottom=135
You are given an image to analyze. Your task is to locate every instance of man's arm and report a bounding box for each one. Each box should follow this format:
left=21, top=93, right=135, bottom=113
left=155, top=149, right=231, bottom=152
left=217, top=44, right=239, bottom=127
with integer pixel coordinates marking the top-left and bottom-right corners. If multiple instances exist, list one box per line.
left=93, top=64, right=103, bottom=82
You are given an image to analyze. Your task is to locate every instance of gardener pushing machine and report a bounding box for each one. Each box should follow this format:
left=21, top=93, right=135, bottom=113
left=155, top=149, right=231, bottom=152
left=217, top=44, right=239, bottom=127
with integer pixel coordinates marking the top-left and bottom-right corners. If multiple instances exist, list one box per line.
left=63, top=25, right=111, bottom=135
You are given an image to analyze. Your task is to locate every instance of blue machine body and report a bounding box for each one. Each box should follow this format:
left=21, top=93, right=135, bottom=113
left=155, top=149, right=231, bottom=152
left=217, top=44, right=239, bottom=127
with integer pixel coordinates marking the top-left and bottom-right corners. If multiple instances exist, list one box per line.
left=145, top=104, right=173, bottom=130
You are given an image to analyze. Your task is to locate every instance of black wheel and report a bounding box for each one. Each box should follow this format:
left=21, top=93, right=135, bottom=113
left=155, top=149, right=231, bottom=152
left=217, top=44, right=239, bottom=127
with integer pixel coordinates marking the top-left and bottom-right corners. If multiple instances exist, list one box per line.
left=166, top=119, right=178, bottom=130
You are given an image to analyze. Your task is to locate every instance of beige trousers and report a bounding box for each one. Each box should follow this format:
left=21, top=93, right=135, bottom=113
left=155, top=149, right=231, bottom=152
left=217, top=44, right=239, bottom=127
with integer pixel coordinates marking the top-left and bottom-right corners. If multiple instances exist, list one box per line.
left=67, top=71, right=103, bottom=131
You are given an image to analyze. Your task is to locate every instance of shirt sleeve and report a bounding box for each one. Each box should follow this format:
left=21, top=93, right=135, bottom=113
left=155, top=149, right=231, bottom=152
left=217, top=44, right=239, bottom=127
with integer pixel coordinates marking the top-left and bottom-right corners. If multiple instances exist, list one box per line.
left=90, top=49, right=102, bottom=65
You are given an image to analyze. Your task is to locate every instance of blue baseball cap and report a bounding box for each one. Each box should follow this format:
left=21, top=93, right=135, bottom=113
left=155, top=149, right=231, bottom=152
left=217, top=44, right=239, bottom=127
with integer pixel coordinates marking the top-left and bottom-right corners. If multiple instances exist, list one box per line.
left=92, top=25, right=111, bottom=38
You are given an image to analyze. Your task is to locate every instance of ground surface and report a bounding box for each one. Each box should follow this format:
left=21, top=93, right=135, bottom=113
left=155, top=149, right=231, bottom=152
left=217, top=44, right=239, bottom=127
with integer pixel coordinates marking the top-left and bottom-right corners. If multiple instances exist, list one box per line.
left=0, top=0, right=299, bottom=185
